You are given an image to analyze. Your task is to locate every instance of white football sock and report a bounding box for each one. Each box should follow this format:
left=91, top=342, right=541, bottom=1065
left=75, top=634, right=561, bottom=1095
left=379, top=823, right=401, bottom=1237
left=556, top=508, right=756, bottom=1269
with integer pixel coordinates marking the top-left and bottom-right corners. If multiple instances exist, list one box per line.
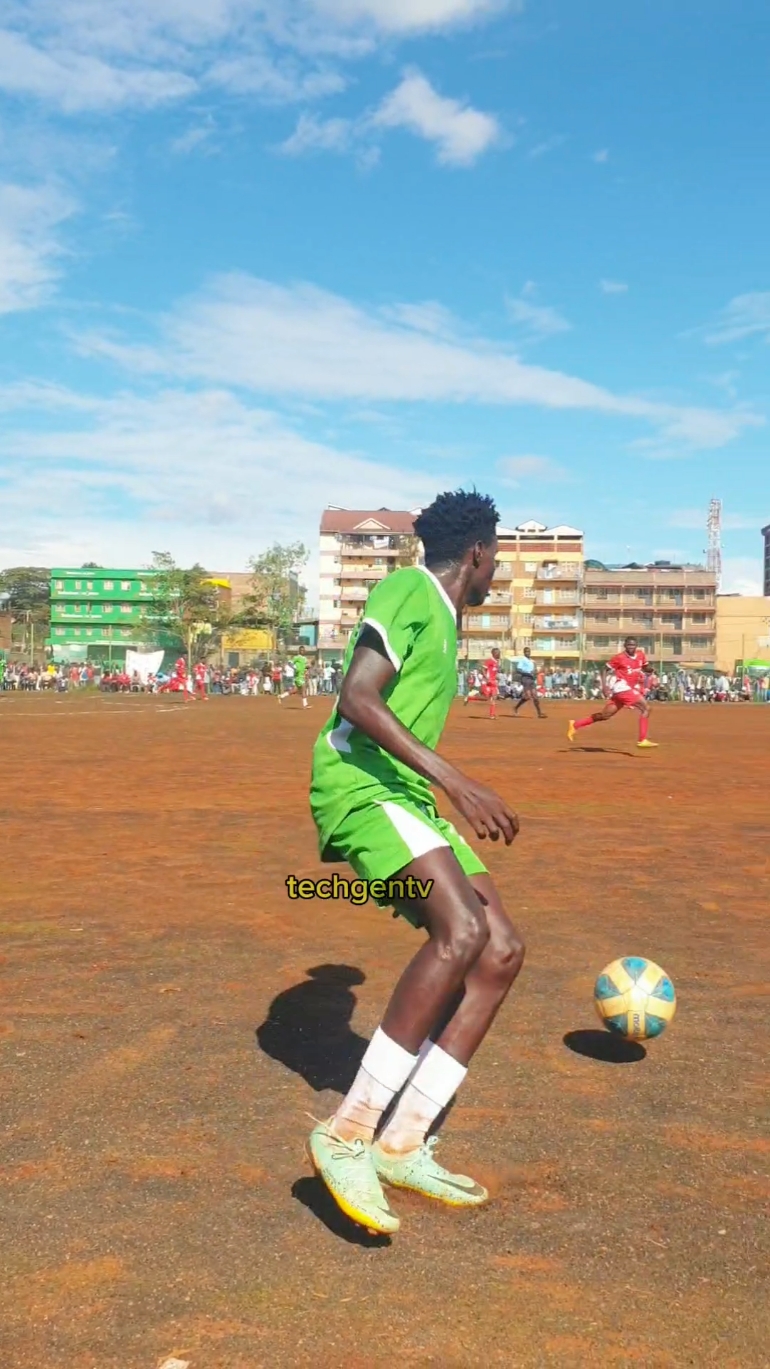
left=377, top=1043, right=467, bottom=1155
left=333, top=1028, right=417, bottom=1141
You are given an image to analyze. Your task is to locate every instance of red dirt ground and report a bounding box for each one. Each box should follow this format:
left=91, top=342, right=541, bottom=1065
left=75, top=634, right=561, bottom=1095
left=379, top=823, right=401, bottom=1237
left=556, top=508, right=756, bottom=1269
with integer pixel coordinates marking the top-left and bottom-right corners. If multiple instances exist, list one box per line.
left=1, top=692, right=768, bottom=1368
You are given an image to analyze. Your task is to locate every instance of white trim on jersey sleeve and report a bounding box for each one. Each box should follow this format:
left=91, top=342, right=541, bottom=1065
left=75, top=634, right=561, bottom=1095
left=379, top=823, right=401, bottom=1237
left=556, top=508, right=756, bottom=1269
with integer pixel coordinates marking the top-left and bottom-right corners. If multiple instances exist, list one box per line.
left=361, top=616, right=402, bottom=671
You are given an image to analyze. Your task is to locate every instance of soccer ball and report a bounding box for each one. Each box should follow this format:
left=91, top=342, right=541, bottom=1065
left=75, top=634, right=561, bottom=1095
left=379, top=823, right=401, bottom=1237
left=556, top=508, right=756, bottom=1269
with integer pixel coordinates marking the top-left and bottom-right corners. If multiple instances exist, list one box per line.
left=594, top=957, right=676, bottom=1041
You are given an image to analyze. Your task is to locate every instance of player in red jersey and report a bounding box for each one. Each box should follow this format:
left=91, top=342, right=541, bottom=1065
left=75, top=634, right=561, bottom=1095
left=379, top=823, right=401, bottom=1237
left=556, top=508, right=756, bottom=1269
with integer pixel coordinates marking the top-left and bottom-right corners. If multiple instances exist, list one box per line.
left=193, top=661, right=208, bottom=699
left=568, top=637, right=658, bottom=748
left=160, top=655, right=195, bottom=699
left=464, top=648, right=500, bottom=719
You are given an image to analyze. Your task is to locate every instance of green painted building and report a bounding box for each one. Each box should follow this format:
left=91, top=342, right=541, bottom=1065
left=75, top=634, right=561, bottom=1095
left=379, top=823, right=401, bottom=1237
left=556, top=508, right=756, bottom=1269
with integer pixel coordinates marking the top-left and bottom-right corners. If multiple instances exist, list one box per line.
left=48, top=568, right=156, bottom=662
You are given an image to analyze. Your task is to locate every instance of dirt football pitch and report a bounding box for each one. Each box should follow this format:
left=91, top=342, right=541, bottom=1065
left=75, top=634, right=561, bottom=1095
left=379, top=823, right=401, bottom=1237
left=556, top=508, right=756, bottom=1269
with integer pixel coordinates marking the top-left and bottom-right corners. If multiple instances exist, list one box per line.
left=1, top=692, right=768, bottom=1368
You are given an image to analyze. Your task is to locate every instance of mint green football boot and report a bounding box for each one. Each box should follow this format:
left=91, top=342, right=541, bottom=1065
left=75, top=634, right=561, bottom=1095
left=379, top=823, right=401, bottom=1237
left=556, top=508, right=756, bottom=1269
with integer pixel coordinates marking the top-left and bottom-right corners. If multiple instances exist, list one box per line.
left=307, top=1119, right=400, bottom=1235
left=372, top=1136, right=489, bottom=1207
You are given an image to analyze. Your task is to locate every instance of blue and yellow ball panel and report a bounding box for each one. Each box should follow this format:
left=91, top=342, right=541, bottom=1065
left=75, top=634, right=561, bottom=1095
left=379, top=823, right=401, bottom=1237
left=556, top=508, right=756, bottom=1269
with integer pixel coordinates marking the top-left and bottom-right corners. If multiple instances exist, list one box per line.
left=594, top=958, right=677, bottom=1041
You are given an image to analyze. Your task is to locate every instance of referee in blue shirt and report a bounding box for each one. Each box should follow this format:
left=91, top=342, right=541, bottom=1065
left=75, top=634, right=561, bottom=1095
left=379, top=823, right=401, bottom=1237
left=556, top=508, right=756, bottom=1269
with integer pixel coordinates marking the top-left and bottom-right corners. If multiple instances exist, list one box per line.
left=512, top=648, right=545, bottom=718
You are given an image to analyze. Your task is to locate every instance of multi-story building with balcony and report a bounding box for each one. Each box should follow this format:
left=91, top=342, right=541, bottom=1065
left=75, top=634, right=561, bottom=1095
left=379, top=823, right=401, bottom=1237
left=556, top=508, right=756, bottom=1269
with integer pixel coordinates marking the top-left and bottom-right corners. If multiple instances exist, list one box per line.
left=48, top=567, right=157, bottom=662
left=582, top=563, right=717, bottom=668
left=318, top=508, right=421, bottom=659
left=461, top=521, right=584, bottom=667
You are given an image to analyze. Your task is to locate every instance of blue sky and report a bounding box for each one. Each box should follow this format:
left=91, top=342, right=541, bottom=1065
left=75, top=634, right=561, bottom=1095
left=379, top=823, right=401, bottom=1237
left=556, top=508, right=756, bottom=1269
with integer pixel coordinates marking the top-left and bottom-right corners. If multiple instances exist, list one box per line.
left=0, top=0, right=767, bottom=601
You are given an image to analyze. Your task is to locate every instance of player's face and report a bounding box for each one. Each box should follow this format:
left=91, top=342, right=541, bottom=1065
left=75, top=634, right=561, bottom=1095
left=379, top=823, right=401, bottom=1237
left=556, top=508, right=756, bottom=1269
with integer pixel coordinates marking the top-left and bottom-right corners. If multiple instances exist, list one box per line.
left=624, top=638, right=637, bottom=655
left=465, top=538, right=499, bottom=608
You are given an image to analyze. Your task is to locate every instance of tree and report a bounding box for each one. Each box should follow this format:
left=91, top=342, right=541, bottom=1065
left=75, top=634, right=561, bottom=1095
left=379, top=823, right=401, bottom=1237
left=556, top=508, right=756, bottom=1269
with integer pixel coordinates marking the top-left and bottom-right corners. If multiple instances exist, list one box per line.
left=240, top=542, right=309, bottom=644
left=0, top=566, right=51, bottom=657
left=393, top=534, right=421, bottom=571
left=141, top=553, right=227, bottom=667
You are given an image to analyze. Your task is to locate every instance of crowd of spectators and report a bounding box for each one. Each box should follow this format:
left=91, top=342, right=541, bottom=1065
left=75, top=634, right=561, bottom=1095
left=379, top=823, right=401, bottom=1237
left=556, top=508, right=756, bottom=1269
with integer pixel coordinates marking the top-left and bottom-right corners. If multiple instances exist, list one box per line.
left=2, top=658, right=769, bottom=702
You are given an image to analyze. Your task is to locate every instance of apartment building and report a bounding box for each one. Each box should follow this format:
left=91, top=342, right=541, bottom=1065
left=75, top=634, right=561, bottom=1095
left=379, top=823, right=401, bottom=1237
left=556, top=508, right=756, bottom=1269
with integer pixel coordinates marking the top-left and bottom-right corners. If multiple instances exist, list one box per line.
left=461, top=521, right=584, bottom=666
left=318, top=508, right=420, bottom=658
left=48, top=567, right=155, bottom=662
left=715, top=595, right=770, bottom=672
left=582, top=563, right=717, bottom=668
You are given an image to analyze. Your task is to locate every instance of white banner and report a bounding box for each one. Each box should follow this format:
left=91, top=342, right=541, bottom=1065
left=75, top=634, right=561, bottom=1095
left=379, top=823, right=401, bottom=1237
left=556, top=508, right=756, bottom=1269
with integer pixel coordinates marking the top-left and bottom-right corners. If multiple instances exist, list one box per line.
left=125, top=649, right=164, bottom=684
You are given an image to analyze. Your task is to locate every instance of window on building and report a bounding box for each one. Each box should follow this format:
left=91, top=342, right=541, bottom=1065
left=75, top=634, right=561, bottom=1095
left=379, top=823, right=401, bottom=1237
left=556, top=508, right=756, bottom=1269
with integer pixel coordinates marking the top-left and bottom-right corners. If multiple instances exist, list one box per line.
left=688, top=636, right=711, bottom=649
left=524, top=562, right=537, bottom=573
left=74, top=580, right=82, bottom=589
left=524, top=588, right=536, bottom=600
left=120, top=604, right=132, bottom=614
left=55, top=580, right=63, bottom=591
left=103, top=580, right=114, bottom=591
left=120, top=580, right=131, bottom=591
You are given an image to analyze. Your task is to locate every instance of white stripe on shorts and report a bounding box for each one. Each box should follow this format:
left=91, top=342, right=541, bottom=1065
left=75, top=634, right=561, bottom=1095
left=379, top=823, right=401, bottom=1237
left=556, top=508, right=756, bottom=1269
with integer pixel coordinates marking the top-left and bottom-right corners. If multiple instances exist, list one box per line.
left=380, top=801, right=449, bottom=859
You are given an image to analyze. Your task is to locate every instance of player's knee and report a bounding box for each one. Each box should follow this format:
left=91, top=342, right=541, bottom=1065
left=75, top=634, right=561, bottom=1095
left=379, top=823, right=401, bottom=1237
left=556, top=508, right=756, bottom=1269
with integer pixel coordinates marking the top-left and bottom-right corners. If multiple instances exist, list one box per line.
left=440, top=904, right=490, bottom=970
left=486, top=923, right=526, bottom=986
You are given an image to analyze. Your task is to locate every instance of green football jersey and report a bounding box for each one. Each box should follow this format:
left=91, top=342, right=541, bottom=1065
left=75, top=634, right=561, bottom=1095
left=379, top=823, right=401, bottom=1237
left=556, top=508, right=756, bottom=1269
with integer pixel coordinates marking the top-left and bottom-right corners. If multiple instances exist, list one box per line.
left=310, top=566, right=458, bottom=851
left=293, top=654, right=308, bottom=682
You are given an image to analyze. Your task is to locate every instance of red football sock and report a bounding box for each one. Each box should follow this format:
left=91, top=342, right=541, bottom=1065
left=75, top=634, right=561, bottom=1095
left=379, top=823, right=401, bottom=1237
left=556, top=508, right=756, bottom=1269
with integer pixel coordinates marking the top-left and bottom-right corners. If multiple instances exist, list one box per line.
left=489, top=703, right=496, bottom=719
left=639, top=714, right=649, bottom=742
left=574, top=716, right=595, bottom=730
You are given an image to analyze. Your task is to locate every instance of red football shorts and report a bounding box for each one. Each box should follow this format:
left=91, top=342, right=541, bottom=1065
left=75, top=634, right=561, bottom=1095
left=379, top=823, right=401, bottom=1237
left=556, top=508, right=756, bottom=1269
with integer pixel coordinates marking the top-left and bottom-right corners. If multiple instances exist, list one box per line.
left=611, top=687, right=645, bottom=709
left=480, top=683, right=496, bottom=699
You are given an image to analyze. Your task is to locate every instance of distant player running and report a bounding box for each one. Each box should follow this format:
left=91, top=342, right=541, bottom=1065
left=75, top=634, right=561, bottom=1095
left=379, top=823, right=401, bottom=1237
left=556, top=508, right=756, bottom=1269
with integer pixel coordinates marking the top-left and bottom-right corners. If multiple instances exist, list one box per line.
left=511, top=647, right=545, bottom=719
left=279, top=651, right=309, bottom=708
left=568, top=637, right=658, bottom=749
left=307, top=489, right=524, bottom=1236
left=159, top=656, right=195, bottom=700
left=193, top=661, right=208, bottom=700
left=464, top=647, right=500, bottom=718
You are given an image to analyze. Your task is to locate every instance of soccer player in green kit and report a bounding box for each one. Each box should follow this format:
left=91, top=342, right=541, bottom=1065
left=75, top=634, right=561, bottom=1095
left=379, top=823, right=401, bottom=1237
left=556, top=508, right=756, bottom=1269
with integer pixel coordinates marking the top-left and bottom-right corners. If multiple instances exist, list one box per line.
left=308, top=490, right=524, bottom=1235
left=279, top=649, right=309, bottom=708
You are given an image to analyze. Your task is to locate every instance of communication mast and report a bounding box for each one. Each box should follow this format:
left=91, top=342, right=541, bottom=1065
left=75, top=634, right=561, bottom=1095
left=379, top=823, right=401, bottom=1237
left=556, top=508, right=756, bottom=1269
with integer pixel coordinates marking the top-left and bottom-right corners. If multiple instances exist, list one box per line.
left=706, top=498, right=722, bottom=590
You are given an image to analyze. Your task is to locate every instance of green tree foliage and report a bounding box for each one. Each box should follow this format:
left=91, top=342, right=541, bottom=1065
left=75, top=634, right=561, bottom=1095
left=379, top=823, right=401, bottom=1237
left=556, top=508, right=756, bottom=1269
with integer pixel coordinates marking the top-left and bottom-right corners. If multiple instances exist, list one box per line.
left=393, top=534, right=421, bottom=571
left=241, top=542, right=309, bottom=643
left=142, top=552, right=227, bottom=666
left=0, top=567, right=51, bottom=655
left=0, top=566, right=51, bottom=623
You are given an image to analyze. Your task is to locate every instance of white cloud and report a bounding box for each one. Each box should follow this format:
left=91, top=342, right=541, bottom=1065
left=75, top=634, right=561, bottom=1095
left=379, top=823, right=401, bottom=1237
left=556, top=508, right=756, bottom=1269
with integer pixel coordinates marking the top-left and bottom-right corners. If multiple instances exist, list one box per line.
left=0, top=1, right=517, bottom=114
left=527, top=135, right=565, bottom=160
left=703, top=292, right=770, bottom=346
left=0, top=28, right=196, bottom=113
left=0, top=181, right=76, bottom=314
left=497, top=455, right=572, bottom=485
left=721, top=558, right=765, bottom=597
left=370, top=69, right=500, bottom=166
left=506, top=291, right=571, bottom=341
left=170, top=119, right=219, bottom=154
left=280, top=68, right=499, bottom=166
left=314, top=0, right=510, bottom=33
left=592, top=148, right=609, bottom=163
left=279, top=111, right=354, bottom=155
left=0, top=384, right=439, bottom=589
left=73, top=273, right=763, bottom=451
left=600, top=279, right=628, bottom=295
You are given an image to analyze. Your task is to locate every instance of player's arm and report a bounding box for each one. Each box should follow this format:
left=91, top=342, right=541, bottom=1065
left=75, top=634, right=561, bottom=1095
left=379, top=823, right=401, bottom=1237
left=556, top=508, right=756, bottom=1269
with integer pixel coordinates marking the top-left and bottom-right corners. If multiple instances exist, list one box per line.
left=338, top=627, right=518, bottom=845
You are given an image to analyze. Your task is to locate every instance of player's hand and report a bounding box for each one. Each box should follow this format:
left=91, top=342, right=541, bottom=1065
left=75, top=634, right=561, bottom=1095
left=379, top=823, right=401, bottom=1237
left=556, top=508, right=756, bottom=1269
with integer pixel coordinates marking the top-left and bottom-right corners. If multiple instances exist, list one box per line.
left=443, top=773, right=519, bottom=845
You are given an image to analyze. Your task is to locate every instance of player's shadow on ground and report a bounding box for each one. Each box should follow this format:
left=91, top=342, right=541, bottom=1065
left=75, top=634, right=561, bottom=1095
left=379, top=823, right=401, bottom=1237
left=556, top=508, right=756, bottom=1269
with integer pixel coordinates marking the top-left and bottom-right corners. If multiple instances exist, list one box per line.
left=559, top=746, right=637, bottom=757
left=256, top=963, right=368, bottom=1094
left=563, top=1029, right=646, bottom=1063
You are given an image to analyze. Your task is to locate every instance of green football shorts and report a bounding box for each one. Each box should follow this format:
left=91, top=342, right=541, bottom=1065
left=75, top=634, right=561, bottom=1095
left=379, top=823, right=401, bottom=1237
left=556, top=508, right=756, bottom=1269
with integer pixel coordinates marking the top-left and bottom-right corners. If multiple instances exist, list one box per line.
left=320, top=793, right=488, bottom=927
